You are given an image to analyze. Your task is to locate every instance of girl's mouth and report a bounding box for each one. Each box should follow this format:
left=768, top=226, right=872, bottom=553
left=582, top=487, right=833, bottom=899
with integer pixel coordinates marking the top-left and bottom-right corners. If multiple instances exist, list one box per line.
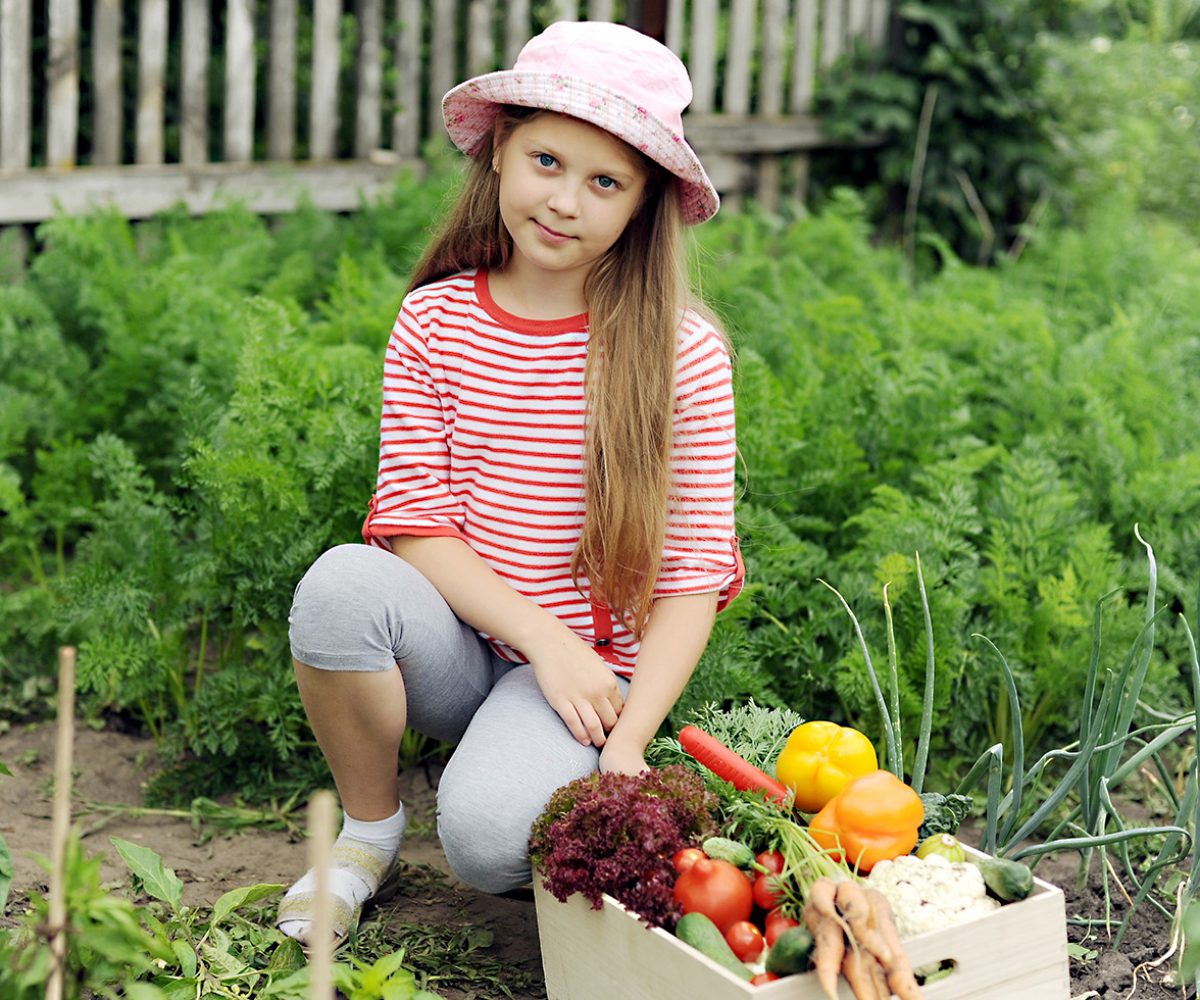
left=534, top=220, right=573, bottom=244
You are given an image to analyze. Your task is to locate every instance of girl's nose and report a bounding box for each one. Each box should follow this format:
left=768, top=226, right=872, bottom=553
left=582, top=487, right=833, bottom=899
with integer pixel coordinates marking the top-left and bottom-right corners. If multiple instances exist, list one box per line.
left=546, top=182, right=580, bottom=218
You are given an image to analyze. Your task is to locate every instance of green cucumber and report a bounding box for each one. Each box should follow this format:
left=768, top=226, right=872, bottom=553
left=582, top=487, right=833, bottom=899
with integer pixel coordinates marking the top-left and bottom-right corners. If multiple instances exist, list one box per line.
left=674, top=912, right=753, bottom=981
left=764, top=925, right=815, bottom=977
left=701, top=836, right=756, bottom=868
left=973, top=856, right=1034, bottom=901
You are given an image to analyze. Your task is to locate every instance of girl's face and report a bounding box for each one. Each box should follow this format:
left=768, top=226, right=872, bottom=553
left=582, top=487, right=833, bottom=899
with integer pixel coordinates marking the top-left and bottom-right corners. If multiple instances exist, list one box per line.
left=493, top=113, right=649, bottom=293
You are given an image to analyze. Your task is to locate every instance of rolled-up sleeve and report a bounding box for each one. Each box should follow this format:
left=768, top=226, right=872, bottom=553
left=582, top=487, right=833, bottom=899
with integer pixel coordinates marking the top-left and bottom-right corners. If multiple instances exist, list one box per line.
left=362, top=306, right=466, bottom=548
left=652, top=317, right=744, bottom=611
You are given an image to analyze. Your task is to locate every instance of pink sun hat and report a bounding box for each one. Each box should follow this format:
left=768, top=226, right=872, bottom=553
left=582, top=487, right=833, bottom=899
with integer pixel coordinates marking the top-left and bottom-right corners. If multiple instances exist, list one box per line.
left=442, top=20, right=719, bottom=225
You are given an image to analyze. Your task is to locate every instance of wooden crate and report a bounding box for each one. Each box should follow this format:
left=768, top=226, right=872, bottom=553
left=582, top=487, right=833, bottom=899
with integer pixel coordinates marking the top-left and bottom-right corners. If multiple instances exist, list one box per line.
left=534, top=851, right=1070, bottom=1000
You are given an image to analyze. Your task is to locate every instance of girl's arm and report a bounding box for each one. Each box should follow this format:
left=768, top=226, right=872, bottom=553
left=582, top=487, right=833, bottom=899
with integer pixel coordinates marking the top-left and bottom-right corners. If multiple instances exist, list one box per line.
left=387, top=534, right=624, bottom=748
left=599, top=590, right=719, bottom=775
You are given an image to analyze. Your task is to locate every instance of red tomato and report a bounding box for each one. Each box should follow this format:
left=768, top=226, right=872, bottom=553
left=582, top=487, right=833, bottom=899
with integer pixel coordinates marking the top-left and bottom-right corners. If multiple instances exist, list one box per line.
left=672, top=857, right=754, bottom=932
left=753, top=872, right=785, bottom=910
left=750, top=972, right=780, bottom=985
left=723, top=920, right=765, bottom=962
left=756, top=850, right=785, bottom=875
left=764, top=907, right=801, bottom=947
left=672, top=847, right=706, bottom=874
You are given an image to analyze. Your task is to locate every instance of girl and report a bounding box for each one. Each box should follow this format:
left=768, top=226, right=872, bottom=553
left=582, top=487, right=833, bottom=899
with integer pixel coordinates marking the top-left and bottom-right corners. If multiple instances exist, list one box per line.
left=277, top=19, right=743, bottom=944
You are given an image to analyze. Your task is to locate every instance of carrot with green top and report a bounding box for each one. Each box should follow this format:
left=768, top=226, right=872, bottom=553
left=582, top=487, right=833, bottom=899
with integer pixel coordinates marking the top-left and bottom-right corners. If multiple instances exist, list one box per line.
left=677, top=725, right=791, bottom=805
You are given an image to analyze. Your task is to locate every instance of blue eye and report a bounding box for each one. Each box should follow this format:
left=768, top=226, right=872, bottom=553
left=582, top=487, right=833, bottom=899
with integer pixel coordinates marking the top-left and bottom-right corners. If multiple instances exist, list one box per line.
left=537, top=153, right=556, bottom=168
left=596, top=176, right=617, bottom=190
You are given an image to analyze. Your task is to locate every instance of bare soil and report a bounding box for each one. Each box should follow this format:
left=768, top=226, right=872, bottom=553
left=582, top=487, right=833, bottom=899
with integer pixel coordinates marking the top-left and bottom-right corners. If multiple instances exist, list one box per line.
left=0, top=721, right=1189, bottom=999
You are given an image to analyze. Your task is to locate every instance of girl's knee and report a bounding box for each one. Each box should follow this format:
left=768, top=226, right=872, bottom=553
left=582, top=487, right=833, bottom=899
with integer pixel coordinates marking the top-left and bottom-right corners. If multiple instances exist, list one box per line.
left=436, top=795, right=533, bottom=894
left=288, top=544, right=406, bottom=672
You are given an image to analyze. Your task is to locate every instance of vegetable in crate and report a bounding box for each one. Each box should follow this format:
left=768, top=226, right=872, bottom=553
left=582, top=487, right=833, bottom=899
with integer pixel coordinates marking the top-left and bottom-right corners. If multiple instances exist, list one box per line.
left=529, top=765, right=718, bottom=929
left=773, top=720, right=878, bottom=813
left=866, top=854, right=1000, bottom=938
left=808, top=769, right=924, bottom=873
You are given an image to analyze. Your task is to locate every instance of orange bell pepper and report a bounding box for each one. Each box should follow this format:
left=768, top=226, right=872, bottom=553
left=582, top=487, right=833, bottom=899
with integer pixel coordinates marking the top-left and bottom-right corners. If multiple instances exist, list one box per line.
left=808, top=769, right=924, bottom=873
left=773, top=720, right=878, bottom=813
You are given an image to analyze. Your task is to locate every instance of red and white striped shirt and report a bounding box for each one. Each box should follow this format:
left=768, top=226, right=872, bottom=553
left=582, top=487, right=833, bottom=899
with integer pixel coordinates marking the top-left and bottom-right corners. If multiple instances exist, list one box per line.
left=362, top=269, right=743, bottom=675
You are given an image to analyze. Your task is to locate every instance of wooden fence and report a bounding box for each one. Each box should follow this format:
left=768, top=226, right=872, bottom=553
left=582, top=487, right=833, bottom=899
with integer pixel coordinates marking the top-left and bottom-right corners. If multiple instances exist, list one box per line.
left=0, top=0, right=891, bottom=225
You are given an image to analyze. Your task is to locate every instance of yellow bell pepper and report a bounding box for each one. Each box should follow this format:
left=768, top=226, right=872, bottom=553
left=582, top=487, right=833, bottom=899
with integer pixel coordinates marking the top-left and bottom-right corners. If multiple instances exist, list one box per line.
left=808, top=769, right=925, bottom=873
left=773, top=720, right=878, bottom=813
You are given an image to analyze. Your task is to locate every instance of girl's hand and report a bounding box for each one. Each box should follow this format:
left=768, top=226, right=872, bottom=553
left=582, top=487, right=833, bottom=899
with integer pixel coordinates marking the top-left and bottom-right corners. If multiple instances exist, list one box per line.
left=598, top=737, right=648, bottom=776
left=525, top=625, right=624, bottom=747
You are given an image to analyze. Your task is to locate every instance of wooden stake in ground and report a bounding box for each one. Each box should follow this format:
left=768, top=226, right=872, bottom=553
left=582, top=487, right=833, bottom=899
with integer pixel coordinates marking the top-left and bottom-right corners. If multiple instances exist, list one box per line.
left=308, top=789, right=337, bottom=1000
left=46, top=645, right=77, bottom=1000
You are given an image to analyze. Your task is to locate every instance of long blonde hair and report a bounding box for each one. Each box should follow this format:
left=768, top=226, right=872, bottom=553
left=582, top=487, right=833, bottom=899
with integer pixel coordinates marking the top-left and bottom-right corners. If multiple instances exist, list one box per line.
left=408, top=108, right=699, bottom=637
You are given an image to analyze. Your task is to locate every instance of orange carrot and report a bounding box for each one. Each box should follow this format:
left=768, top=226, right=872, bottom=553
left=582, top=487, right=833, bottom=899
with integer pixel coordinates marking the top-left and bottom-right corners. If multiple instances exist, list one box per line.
left=835, top=879, right=893, bottom=968
left=677, top=725, right=791, bottom=805
left=863, top=887, right=925, bottom=1000
left=841, top=946, right=886, bottom=1000
left=803, top=900, right=845, bottom=1000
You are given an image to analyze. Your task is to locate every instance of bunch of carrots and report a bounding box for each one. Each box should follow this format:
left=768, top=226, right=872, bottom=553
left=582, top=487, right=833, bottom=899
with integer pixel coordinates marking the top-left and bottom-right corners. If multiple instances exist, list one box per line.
left=803, top=876, right=921, bottom=1000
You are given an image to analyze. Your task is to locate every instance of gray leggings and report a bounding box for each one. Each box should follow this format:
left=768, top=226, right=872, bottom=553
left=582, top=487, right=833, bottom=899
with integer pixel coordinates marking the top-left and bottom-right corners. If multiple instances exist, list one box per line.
left=287, top=543, right=626, bottom=894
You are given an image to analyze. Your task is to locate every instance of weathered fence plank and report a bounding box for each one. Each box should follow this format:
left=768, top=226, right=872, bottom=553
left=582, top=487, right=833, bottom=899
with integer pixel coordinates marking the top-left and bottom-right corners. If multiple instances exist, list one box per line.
left=689, top=0, right=719, bottom=115
left=92, top=0, right=121, bottom=165
left=356, top=0, right=384, bottom=156
left=665, top=0, right=685, bottom=54
left=468, top=0, right=495, bottom=77
left=0, top=0, right=33, bottom=170
left=268, top=0, right=297, bottom=161
left=0, top=161, right=417, bottom=223
left=393, top=0, right=421, bottom=157
left=504, top=0, right=532, bottom=66
left=310, top=0, right=340, bottom=159
left=136, top=0, right=167, bottom=165
left=47, top=0, right=80, bottom=169
left=792, top=0, right=819, bottom=111
left=181, top=0, right=210, bottom=164
left=224, top=0, right=256, bottom=163
left=586, top=0, right=613, bottom=21
left=758, top=0, right=788, bottom=211
left=429, top=3, right=457, bottom=144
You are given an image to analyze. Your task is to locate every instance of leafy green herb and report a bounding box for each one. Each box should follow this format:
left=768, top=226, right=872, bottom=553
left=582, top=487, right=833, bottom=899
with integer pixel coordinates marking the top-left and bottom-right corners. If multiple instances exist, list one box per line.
left=917, top=792, right=975, bottom=839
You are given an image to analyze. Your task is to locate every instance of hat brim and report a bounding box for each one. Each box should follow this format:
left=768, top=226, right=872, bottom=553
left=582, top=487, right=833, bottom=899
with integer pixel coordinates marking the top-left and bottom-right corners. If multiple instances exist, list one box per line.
left=442, top=71, right=719, bottom=226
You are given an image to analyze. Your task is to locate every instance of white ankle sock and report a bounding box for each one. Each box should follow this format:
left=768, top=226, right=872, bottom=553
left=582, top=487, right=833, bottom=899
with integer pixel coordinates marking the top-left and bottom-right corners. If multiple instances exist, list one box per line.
left=277, top=803, right=406, bottom=942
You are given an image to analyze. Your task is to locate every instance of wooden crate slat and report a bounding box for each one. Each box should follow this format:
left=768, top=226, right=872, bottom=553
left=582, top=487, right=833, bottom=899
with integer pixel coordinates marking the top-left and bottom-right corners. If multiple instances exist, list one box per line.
left=224, top=0, right=256, bottom=163
left=392, top=0, right=421, bottom=156
left=355, top=0, right=384, bottom=156
left=688, top=0, right=718, bottom=114
left=47, top=0, right=81, bottom=169
left=310, top=0, right=341, bottom=159
left=0, top=0, right=33, bottom=170
left=504, top=0, right=531, bottom=67
left=428, top=1, right=457, bottom=146
left=467, top=0, right=496, bottom=76
left=135, top=0, right=167, bottom=165
left=91, top=0, right=121, bottom=165
left=268, top=0, right=297, bottom=161
left=790, top=0, right=818, bottom=111
left=821, top=0, right=845, bottom=69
